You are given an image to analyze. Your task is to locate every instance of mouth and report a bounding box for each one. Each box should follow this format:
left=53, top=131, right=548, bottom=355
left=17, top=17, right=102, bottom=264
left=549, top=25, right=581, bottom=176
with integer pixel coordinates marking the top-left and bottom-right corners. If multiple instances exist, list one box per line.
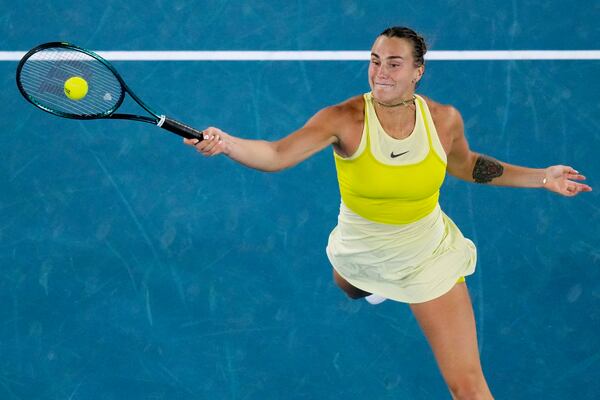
left=374, top=82, right=394, bottom=88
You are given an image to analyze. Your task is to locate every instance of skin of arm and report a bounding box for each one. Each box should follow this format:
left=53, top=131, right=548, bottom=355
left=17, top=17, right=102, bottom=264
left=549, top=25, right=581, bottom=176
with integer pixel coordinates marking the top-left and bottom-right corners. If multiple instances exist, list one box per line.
left=187, top=97, right=591, bottom=197
left=441, top=106, right=592, bottom=196
left=184, top=105, right=343, bottom=172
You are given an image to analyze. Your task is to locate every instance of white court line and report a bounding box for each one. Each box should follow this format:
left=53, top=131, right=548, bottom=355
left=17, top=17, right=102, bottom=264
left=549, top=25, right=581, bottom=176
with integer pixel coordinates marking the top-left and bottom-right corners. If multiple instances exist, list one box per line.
left=2, top=50, right=600, bottom=61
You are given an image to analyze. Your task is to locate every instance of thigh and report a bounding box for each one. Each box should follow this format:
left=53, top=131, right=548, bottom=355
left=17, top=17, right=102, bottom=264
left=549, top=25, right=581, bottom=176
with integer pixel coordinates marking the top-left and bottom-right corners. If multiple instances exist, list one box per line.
left=409, top=282, right=486, bottom=385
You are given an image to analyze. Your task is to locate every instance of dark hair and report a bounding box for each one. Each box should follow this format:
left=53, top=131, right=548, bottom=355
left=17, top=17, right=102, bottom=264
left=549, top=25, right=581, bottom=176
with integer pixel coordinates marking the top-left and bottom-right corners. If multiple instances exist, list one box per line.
left=379, top=26, right=427, bottom=67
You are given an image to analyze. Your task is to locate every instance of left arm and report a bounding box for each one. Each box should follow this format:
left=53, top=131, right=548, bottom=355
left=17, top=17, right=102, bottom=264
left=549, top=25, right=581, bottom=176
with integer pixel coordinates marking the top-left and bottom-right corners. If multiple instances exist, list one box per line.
left=443, top=106, right=592, bottom=197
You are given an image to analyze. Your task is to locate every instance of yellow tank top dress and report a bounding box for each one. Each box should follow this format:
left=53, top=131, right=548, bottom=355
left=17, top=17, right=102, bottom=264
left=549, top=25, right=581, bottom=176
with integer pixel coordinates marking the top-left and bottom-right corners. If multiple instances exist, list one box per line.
left=325, top=93, right=477, bottom=304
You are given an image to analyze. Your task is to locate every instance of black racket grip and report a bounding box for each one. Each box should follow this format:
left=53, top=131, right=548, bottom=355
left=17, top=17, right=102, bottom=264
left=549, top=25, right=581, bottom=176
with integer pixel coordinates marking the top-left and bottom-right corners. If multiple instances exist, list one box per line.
left=159, top=117, right=204, bottom=141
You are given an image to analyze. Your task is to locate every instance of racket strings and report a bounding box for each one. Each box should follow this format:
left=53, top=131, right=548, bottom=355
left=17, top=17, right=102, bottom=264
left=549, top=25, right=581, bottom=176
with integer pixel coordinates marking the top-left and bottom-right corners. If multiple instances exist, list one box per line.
left=18, top=48, right=123, bottom=117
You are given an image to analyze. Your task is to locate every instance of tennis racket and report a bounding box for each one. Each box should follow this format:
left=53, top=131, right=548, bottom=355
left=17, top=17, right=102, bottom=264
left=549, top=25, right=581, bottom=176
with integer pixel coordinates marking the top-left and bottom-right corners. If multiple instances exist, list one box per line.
left=16, top=42, right=204, bottom=141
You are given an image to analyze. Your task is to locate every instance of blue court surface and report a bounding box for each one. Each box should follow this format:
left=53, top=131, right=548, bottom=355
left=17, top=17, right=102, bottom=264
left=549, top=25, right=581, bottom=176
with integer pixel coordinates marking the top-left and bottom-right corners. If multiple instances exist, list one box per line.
left=1, top=1, right=599, bottom=399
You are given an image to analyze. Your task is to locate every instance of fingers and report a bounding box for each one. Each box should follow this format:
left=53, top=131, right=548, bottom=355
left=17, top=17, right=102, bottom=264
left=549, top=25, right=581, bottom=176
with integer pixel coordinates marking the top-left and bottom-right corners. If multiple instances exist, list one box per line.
left=576, top=183, right=593, bottom=192
left=561, top=182, right=593, bottom=197
left=183, top=137, right=199, bottom=147
left=563, top=167, right=585, bottom=180
left=566, top=184, right=579, bottom=196
left=562, top=166, right=586, bottom=181
left=183, top=127, right=224, bottom=157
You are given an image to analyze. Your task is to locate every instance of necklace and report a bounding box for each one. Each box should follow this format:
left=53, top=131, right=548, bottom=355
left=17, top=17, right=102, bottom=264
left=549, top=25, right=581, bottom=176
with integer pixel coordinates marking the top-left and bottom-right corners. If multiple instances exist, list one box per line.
left=374, top=95, right=416, bottom=108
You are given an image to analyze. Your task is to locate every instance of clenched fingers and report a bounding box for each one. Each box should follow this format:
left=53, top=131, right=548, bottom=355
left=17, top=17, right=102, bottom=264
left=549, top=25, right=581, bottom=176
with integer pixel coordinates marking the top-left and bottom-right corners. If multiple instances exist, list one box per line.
left=183, top=127, right=225, bottom=157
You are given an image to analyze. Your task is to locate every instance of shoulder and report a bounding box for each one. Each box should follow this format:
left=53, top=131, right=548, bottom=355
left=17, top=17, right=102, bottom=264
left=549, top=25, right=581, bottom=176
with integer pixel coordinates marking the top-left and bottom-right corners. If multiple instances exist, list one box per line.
left=314, top=95, right=364, bottom=123
left=420, top=95, right=464, bottom=133
left=283, top=95, right=364, bottom=148
left=304, top=95, right=364, bottom=141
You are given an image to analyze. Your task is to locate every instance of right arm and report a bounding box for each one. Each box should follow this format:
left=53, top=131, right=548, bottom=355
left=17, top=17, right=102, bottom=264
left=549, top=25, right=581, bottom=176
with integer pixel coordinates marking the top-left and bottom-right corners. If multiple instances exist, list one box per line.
left=184, top=106, right=342, bottom=172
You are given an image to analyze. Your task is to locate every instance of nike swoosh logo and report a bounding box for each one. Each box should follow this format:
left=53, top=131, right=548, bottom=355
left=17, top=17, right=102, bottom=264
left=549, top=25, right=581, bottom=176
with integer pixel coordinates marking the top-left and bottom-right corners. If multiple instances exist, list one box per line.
left=390, top=150, right=410, bottom=158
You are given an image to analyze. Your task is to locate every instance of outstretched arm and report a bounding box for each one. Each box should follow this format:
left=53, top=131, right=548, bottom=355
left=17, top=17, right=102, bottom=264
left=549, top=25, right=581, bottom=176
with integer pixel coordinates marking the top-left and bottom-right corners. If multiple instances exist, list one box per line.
left=183, top=106, right=340, bottom=172
left=445, top=107, right=592, bottom=197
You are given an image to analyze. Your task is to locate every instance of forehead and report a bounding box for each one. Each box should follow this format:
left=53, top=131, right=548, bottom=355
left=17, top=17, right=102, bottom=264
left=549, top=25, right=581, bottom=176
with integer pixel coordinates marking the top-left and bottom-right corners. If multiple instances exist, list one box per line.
left=370, top=36, right=414, bottom=59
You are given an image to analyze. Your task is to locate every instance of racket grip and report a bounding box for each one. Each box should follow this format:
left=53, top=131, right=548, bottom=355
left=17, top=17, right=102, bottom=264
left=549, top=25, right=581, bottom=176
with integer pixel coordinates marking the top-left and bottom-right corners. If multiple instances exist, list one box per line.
left=158, top=116, right=204, bottom=140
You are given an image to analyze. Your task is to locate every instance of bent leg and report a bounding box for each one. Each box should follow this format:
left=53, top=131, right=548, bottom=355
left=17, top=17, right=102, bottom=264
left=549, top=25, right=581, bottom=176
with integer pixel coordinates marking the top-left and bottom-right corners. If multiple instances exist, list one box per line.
left=332, top=268, right=371, bottom=299
left=409, top=282, right=494, bottom=400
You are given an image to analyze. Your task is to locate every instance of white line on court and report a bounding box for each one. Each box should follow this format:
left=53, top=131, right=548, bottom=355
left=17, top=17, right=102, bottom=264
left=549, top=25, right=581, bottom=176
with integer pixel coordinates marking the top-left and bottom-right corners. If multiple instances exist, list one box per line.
left=2, top=50, right=600, bottom=61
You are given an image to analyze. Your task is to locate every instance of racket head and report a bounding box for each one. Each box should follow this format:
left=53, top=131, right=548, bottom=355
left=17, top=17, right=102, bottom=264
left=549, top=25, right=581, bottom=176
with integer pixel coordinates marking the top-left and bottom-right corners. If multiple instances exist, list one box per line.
left=16, top=42, right=127, bottom=120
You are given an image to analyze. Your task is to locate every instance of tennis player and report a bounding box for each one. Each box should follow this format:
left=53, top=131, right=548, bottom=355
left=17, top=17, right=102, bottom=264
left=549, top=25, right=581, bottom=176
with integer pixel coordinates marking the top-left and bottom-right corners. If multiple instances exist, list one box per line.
left=184, top=27, right=591, bottom=399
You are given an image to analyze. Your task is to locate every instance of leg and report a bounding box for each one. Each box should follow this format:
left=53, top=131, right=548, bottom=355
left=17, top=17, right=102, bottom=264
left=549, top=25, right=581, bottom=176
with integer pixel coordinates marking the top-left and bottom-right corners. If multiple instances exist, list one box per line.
left=332, top=268, right=371, bottom=299
left=409, top=282, right=494, bottom=400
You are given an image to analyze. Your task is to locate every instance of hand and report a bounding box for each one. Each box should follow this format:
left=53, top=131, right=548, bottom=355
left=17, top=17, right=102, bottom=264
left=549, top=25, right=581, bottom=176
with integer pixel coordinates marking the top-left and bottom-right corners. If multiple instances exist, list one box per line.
left=183, top=126, right=230, bottom=157
left=543, top=165, right=592, bottom=197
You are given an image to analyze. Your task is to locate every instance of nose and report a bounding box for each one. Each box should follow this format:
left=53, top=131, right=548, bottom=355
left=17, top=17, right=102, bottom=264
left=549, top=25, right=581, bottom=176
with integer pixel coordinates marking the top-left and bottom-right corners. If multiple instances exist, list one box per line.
left=375, top=64, right=389, bottom=79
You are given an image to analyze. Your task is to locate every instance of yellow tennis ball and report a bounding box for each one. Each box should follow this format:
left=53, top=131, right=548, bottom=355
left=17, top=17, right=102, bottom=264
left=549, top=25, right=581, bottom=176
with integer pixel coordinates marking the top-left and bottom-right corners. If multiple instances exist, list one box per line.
left=64, top=76, right=88, bottom=101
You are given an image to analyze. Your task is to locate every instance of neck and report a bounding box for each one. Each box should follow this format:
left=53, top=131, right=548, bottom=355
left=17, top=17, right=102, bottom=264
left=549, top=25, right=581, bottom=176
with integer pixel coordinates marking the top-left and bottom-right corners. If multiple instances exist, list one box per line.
left=373, top=95, right=416, bottom=108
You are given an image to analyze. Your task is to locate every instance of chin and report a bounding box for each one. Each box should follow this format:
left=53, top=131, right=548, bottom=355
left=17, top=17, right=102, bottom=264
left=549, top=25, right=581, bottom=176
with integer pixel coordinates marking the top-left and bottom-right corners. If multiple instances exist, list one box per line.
left=372, top=91, right=397, bottom=103
left=373, top=86, right=410, bottom=101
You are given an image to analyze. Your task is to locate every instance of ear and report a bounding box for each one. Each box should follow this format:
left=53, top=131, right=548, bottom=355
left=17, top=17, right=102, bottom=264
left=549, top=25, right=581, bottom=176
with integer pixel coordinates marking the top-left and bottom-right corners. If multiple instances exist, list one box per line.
left=414, top=64, right=425, bottom=83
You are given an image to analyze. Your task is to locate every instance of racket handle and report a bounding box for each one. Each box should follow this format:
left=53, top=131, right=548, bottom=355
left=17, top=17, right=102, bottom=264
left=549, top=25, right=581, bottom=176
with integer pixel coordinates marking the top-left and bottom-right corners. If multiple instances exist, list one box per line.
left=158, top=116, right=204, bottom=140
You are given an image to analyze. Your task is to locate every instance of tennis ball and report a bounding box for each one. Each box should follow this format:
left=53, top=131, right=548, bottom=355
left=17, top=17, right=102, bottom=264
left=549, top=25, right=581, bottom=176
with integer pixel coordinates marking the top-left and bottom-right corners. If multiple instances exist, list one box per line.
left=64, top=76, right=88, bottom=101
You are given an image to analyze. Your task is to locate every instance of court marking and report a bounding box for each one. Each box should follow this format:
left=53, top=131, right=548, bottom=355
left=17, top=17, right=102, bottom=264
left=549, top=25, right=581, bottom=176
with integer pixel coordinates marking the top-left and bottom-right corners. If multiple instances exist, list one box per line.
left=1, top=50, right=600, bottom=61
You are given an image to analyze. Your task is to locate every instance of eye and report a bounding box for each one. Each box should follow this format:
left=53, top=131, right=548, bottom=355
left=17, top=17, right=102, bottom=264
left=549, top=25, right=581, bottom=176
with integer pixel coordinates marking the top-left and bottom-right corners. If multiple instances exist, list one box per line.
left=371, top=59, right=380, bottom=65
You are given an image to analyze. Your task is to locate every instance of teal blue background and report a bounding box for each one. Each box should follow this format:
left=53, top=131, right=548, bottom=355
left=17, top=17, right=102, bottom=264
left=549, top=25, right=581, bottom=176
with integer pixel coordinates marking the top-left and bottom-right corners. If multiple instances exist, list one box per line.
left=1, top=1, right=599, bottom=399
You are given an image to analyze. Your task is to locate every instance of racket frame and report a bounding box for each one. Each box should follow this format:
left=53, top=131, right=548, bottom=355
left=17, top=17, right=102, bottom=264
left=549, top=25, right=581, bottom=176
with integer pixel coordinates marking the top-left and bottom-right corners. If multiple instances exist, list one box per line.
left=17, top=42, right=160, bottom=125
left=16, top=42, right=205, bottom=140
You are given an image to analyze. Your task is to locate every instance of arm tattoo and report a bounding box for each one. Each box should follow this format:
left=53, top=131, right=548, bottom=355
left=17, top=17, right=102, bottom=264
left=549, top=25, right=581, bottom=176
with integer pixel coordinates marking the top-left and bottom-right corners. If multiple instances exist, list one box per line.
left=472, top=155, right=504, bottom=183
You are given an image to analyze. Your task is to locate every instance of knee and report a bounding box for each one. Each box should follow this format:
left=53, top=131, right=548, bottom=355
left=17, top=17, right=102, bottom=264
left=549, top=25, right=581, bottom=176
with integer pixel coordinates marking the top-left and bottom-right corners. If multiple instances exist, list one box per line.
left=344, top=289, right=369, bottom=300
left=336, top=279, right=369, bottom=299
left=332, top=270, right=370, bottom=300
left=447, top=370, right=493, bottom=400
